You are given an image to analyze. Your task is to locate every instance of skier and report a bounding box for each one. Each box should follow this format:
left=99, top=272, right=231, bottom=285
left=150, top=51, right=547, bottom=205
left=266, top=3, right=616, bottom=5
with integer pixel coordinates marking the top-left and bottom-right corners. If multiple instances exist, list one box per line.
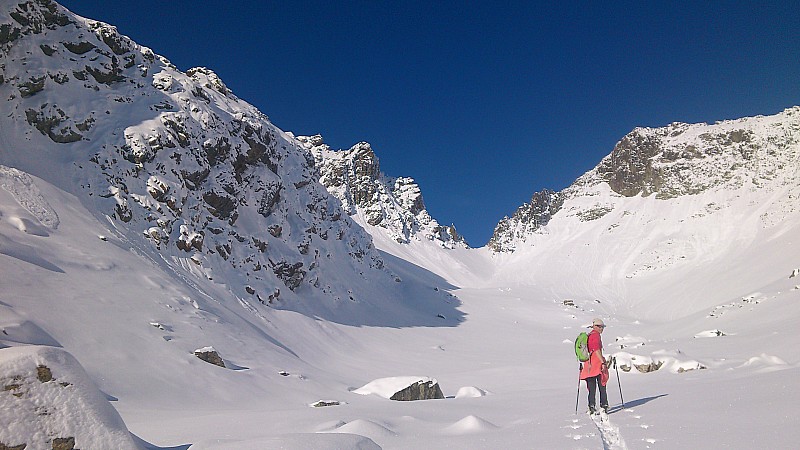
left=579, top=318, right=609, bottom=414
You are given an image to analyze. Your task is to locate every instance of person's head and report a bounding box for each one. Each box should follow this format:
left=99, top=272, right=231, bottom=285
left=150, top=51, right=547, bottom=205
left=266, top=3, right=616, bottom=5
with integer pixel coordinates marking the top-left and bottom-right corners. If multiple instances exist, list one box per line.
left=592, top=318, right=606, bottom=333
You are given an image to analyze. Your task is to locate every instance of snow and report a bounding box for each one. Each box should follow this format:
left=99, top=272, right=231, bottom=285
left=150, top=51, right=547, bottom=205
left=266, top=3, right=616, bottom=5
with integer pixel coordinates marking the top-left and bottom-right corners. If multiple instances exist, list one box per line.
left=1, top=2, right=800, bottom=448
left=454, top=386, right=488, bottom=398
left=1, top=138, right=799, bottom=450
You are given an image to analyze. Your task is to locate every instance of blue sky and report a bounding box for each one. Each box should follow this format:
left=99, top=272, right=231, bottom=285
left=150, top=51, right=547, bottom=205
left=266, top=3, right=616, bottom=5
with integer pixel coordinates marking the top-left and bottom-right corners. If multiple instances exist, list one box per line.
left=59, top=1, right=799, bottom=246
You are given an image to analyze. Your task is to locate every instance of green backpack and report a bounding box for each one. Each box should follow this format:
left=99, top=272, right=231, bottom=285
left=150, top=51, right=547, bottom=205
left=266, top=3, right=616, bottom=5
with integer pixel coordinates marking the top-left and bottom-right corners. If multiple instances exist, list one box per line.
left=574, top=332, right=590, bottom=362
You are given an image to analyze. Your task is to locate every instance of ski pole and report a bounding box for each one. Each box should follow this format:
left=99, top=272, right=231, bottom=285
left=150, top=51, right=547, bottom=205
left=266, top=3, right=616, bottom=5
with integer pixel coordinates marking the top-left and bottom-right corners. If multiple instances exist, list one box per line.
left=575, top=363, right=582, bottom=414
left=613, top=356, right=624, bottom=408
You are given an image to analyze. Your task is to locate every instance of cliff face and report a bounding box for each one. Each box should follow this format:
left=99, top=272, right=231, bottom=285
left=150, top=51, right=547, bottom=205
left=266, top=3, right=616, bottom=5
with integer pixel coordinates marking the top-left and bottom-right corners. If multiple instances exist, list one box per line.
left=487, top=189, right=563, bottom=252
left=594, top=116, right=796, bottom=199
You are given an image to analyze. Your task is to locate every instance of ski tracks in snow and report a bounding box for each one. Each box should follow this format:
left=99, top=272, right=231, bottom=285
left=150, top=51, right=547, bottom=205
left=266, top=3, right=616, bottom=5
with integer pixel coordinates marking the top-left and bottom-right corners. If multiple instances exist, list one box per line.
left=563, top=409, right=629, bottom=450
left=563, top=407, right=665, bottom=449
left=590, top=411, right=627, bottom=450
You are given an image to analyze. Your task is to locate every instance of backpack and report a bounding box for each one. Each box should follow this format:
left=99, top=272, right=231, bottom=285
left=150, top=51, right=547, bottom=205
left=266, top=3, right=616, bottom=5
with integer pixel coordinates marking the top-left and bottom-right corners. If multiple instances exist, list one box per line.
left=574, top=332, right=590, bottom=362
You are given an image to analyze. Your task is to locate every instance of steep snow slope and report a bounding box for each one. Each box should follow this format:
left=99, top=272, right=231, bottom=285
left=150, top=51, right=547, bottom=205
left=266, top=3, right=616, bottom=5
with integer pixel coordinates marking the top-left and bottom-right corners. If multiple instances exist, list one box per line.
left=0, top=0, right=454, bottom=321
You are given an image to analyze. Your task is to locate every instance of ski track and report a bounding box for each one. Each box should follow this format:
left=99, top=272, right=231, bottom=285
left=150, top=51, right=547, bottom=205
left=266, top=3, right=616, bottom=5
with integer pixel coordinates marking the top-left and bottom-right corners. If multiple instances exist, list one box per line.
left=590, top=411, right=628, bottom=450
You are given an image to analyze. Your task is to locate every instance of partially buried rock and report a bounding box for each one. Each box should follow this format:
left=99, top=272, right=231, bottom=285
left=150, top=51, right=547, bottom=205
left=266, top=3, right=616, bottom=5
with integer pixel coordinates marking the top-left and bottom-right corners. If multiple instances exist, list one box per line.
left=310, top=400, right=341, bottom=408
left=354, top=376, right=445, bottom=401
left=194, top=347, right=225, bottom=368
left=634, top=361, right=663, bottom=373
left=0, top=346, right=139, bottom=449
left=391, top=379, right=444, bottom=401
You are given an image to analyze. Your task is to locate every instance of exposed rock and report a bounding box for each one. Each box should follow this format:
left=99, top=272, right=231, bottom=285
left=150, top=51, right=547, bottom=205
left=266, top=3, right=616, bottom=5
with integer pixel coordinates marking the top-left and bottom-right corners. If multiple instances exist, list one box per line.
left=62, top=41, right=95, bottom=54
left=632, top=361, right=663, bottom=373
left=270, top=260, right=305, bottom=291
left=51, top=437, right=75, bottom=450
left=389, top=379, right=444, bottom=401
left=25, top=106, right=83, bottom=143
left=36, top=365, right=53, bottom=383
left=203, top=191, right=236, bottom=219
left=193, top=347, right=225, bottom=368
left=677, top=365, right=707, bottom=373
left=597, top=131, right=663, bottom=197
left=577, top=204, right=614, bottom=222
left=310, top=400, right=341, bottom=407
left=488, top=189, right=564, bottom=252
left=0, top=441, right=27, bottom=450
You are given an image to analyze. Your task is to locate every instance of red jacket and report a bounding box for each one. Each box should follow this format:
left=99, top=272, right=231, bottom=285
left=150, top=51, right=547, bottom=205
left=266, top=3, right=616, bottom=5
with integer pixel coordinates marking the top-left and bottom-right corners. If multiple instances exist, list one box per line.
left=579, top=330, right=605, bottom=381
left=587, top=329, right=602, bottom=353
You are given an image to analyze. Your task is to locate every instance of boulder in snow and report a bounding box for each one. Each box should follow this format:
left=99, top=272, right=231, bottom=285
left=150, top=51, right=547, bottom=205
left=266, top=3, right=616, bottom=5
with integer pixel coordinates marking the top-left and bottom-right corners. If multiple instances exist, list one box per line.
left=194, top=347, right=225, bottom=368
left=390, top=379, right=444, bottom=401
left=309, top=400, right=342, bottom=408
left=354, top=376, right=444, bottom=401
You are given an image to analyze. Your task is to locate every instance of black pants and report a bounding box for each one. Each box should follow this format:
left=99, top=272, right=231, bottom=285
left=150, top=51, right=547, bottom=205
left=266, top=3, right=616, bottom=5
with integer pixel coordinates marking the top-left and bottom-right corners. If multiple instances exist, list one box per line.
left=586, top=374, right=608, bottom=408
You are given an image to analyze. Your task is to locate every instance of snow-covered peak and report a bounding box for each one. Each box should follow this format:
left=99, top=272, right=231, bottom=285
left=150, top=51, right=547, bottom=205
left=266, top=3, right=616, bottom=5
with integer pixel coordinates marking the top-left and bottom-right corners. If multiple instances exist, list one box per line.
left=490, top=107, right=800, bottom=252
left=593, top=106, right=800, bottom=198
left=297, top=134, right=467, bottom=249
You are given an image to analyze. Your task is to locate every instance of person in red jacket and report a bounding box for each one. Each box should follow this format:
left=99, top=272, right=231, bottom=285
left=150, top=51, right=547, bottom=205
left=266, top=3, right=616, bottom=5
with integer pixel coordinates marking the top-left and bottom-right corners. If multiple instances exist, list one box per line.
left=579, top=318, right=609, bottom=413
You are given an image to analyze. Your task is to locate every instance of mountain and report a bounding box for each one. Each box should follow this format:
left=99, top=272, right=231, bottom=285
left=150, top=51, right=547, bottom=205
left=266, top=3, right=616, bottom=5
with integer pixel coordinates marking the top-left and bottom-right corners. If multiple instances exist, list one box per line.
left=296, top=134, right=467, bottom=249
left=2, top=2, right=800, bottom=449
left=489, top=107, right=800, bottom=252
left=0, top=0, right=428, bottom=316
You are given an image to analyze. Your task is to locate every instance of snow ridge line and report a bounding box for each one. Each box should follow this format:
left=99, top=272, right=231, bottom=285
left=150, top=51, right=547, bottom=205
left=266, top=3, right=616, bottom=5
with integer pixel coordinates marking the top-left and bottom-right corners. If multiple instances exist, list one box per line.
left=590, top=412, right=628, bottom=450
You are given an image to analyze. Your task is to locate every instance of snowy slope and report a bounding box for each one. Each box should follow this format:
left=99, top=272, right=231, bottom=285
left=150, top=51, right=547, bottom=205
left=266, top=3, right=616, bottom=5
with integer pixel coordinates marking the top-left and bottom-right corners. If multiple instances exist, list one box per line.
left=483, top=107, right=800, bottom=320
left=0, top=0, right=446, bottom=321
left=1, top=1, right=799, bottom=449
left=490, top=108, right=800, bottom=252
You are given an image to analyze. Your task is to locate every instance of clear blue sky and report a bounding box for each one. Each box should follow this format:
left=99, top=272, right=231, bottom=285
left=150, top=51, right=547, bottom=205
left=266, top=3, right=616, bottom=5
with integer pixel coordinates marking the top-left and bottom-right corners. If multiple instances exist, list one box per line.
left=59, top=1, right=799, bottom=246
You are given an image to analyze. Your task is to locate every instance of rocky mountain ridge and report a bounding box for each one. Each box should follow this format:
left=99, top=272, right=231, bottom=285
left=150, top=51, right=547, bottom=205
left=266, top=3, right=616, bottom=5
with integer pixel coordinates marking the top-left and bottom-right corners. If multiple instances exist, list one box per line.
left=297, top=134, right=467, bottom=249
left=0, top=0, right=396, bottom=311
left=489, top=107, right=800, bottom=252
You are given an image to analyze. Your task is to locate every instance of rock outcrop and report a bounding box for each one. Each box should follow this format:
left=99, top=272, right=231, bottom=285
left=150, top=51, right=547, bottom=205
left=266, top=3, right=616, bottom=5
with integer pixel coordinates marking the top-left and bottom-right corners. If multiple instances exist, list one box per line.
left=488, top=189, right=563, bottom=252
left=194, top=347, right=225, bottom=368
left=389, top=379, right=445, bottom=401
left=298, top=135, right=467, bottom=249
left=353, top=376, right=445, bottom=401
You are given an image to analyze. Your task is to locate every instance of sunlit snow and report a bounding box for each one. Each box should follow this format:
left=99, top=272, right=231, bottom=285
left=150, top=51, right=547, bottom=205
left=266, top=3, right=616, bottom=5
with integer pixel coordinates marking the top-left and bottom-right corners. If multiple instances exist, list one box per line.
left=1, top=1, right=799, bottom=449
